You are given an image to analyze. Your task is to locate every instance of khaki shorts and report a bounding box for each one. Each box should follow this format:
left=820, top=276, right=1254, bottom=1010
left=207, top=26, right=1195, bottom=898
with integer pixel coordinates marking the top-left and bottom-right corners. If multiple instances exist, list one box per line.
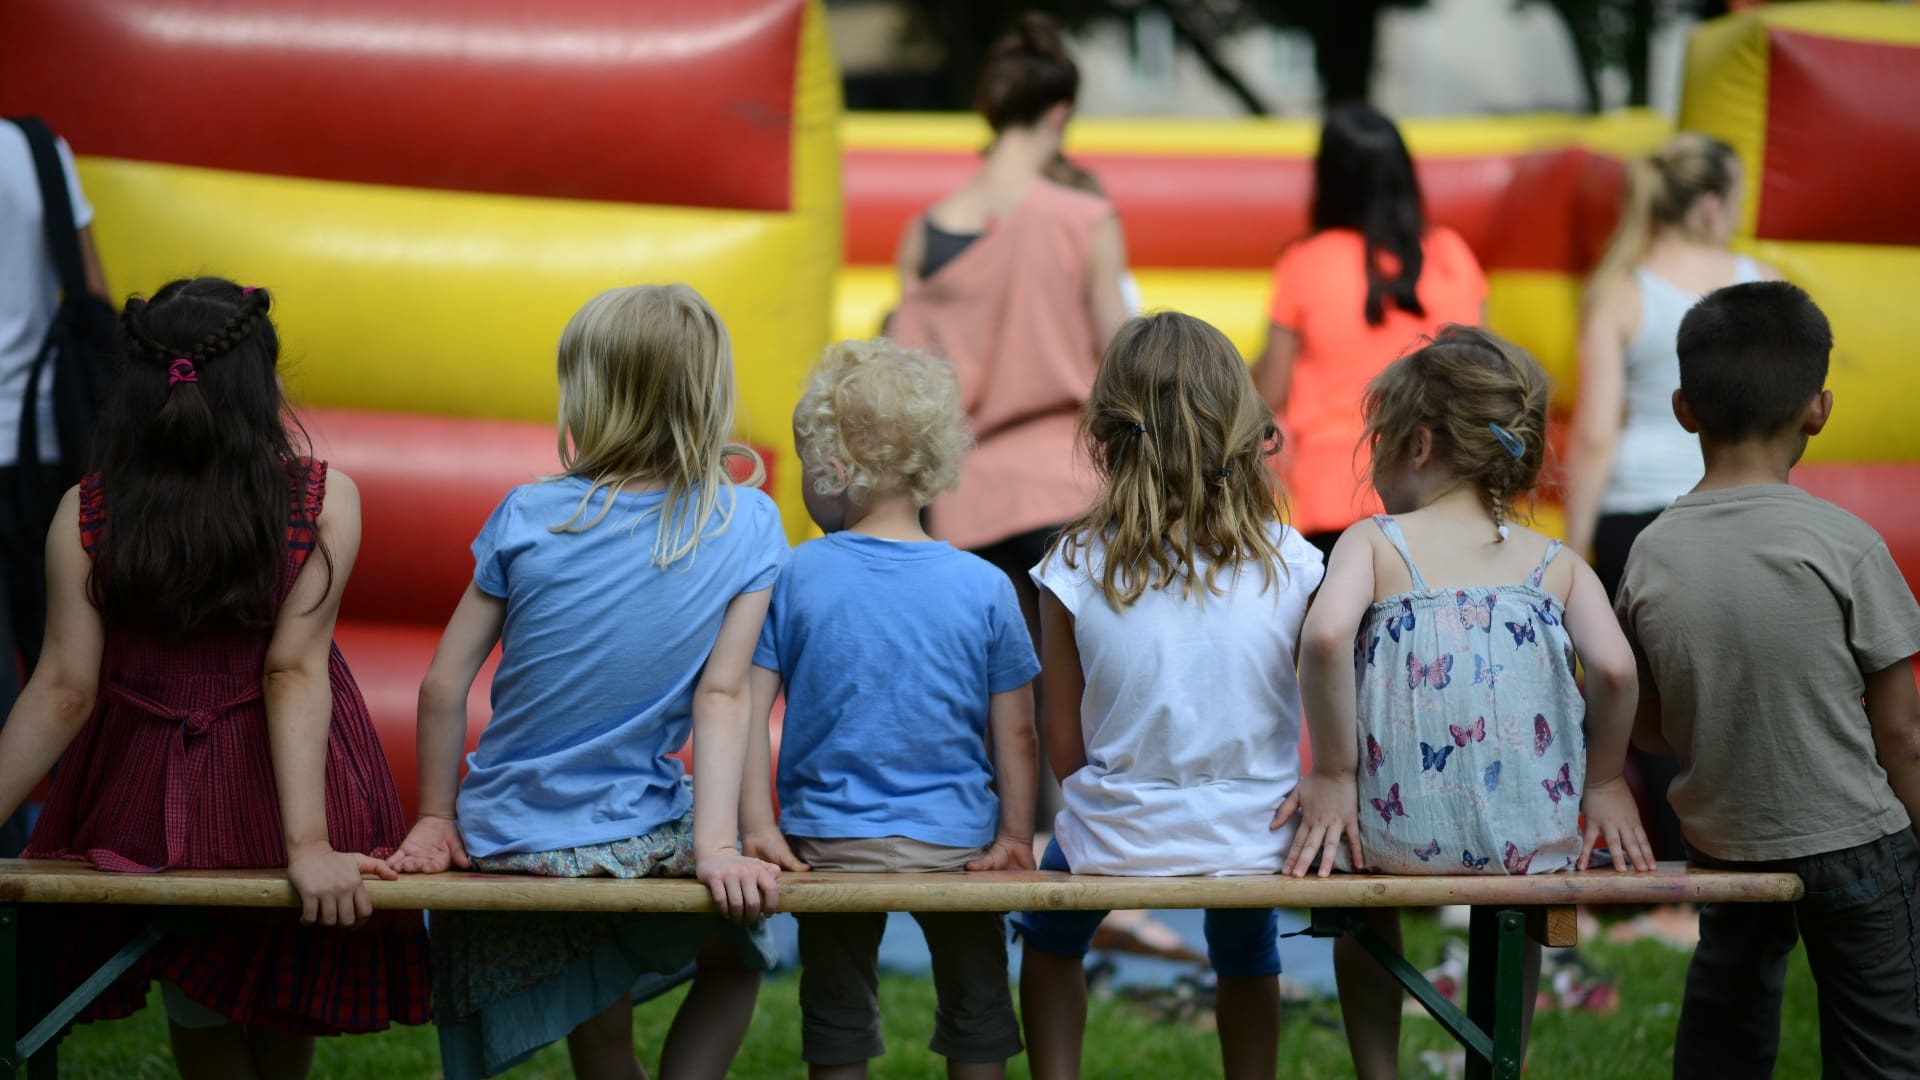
left=790, top=836, right=1023, bottom=1066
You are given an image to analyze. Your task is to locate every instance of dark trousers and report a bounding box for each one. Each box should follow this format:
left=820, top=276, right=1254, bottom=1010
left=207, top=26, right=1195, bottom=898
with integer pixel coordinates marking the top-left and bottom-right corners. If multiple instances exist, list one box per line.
left=1677, top=831, right=1920, bottom=1079
left=1594, top=508, right=1690, bottom=861
left=0, top=464, right=58, bottom=856
left=970, top=525, right=1064, bottom=836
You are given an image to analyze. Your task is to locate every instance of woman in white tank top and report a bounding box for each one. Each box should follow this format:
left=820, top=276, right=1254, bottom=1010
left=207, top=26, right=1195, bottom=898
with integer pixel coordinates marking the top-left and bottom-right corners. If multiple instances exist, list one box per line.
left=1567, top=133, right=1779, bottom=597
left=1564, top=132, right=1778, bottom=862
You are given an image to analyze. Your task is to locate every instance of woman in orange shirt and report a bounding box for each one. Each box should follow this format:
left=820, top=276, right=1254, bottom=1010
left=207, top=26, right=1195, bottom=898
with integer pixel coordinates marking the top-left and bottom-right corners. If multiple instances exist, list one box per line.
left=1254, top=105, right=1488, bottom=559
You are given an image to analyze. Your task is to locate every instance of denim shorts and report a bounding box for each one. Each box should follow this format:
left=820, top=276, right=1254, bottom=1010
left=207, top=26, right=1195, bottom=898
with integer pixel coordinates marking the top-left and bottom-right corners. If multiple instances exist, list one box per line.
left=1010, top=837, right=1282, bottom=979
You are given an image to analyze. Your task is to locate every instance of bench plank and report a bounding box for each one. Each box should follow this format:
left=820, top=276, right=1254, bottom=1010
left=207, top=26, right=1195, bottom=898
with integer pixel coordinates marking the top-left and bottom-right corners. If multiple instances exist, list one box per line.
left=0, top=859, right=1802, bottom=913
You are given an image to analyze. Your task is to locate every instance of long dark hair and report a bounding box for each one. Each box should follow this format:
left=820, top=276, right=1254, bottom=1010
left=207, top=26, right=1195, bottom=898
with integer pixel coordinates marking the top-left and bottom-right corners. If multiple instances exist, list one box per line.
left=94, top=277, right=326, bottom=640
left=1311, top=104, right=1426, bottom=327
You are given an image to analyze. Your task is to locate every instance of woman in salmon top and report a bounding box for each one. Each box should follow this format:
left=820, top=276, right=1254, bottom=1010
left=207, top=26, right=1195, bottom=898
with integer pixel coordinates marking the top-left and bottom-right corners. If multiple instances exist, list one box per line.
left=1254, top=104, right=1488, bottom=559
left=888, top=12, right=1131, bottom=827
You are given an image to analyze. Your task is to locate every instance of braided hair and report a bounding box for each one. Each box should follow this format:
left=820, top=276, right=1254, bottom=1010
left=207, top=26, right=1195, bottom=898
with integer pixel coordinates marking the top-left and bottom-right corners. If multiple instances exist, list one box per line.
left=91, top=277, right=329, bottom=639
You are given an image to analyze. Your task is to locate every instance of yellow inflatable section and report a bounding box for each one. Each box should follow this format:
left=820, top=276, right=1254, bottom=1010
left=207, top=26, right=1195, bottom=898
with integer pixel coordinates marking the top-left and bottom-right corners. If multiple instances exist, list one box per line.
left=1681, top=4, right=1920, bottom=462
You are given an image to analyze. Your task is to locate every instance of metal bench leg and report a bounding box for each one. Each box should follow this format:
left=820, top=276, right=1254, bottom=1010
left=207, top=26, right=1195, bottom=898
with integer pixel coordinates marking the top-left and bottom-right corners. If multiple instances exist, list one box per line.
left=4, top=911, right=164, bottom=1076
left=1465, top=907, right=1527, bottom=1080
left=1308, top=909, right=1496, bottom=1066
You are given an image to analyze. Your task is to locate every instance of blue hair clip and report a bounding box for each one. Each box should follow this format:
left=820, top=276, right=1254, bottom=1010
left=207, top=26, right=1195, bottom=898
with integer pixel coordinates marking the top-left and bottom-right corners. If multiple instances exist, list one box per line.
left=1488, top=423, right=1526, bottom=459
left=1131, top=422, right=1147, bottom=435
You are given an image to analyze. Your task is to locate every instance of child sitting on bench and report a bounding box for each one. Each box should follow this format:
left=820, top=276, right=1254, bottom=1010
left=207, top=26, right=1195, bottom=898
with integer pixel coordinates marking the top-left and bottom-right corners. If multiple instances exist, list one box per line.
left=1615, top=281, right=1920, bottom=1078
left=1276, top=325, right=1653, bottom=1080
left=743, top=338, right=1039, bottom=1079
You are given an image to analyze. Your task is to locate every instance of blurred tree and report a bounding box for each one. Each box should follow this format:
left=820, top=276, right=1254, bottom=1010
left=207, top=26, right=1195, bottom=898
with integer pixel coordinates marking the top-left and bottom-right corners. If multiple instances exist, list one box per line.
left=856, top=0, right=1430, bottom=115
left=1524, top=0, right=1720, bottom=111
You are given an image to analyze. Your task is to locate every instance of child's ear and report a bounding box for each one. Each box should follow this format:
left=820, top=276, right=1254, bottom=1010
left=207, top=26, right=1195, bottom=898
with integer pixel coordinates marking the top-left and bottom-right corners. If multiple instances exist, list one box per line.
left=1803, top=389, right=1834, bottom=436
left=1670, top=389, right=1701, bottom=434
left=1410, top=427, right=1435, bottom=469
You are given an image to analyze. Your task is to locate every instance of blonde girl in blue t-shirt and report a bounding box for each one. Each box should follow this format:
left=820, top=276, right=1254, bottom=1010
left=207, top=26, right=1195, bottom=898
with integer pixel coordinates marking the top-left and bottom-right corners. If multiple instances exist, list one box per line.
left=1019, top=312, right=1325, bottom=1080
left=386, top=285, right=789, bottom=1079
left=1274, top=325, right=1655, bottom=1079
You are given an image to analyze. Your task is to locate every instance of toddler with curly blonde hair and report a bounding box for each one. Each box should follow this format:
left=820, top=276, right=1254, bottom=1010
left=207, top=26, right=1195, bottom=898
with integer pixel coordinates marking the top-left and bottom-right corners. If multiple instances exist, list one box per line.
left=743, top=338, right=1040, bottom=1079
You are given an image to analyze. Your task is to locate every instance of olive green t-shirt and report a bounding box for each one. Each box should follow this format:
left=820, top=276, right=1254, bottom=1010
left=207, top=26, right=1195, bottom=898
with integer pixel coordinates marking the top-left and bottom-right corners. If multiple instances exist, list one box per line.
left=1616, top=484, right=1920, bottom=862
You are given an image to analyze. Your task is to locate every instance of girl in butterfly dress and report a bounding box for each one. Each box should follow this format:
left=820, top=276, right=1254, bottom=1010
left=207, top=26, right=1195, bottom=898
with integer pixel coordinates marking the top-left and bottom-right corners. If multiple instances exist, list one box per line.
left=1271, top=326, right=1654, bottom=1079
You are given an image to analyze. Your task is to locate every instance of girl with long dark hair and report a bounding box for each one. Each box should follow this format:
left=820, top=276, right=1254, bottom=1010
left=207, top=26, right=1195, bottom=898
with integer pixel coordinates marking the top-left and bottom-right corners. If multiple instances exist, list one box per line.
left=0, top=277, right=429, bottom=1076
left=1254, top=104, right=1488, bottom=560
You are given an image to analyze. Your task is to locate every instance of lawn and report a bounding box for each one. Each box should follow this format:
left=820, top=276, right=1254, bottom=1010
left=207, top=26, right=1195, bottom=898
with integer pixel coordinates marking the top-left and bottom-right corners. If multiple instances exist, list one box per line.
left=51, top=914, right=1821, bottom=1078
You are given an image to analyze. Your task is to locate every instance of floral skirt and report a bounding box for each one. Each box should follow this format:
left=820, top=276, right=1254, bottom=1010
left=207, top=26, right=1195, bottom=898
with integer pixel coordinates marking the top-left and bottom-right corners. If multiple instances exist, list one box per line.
left=432, top=810, right=777, bottom=1078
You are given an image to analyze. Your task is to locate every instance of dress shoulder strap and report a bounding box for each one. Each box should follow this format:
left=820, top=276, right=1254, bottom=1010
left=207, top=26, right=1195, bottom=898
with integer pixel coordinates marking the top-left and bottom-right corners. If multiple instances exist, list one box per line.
left=1528, top=538, right=1564, bottom=589
left=286, top=458, right=328, bottom=569
left=77, top=472, right=105, bottom=556
left=1371, top=515, right=1430, bottom=592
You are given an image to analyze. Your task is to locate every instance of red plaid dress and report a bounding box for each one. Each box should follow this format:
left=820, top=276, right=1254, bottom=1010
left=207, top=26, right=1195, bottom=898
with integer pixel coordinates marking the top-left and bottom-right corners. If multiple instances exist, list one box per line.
left=22, top=459, right=431, bottom=1033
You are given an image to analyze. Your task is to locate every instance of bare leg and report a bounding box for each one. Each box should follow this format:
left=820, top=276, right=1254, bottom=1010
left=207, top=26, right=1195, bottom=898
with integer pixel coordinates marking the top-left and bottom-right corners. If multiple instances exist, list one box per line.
left=566, top=994, right=644, bottom=1080
left=1216, top=974, right=1280, bottom=1080
left=169, top=1023, right=261, bottom=1080
left=810, top=1064, right=869, bottom=1080
left=244, top=1027, right=317, bottom=1080
left=659, top=931, right=762, bottom=1080
left=948, top=1060, right=1007, bottom=1080
left=1019, top=946, right=1087, bottom=1080
left=1336, top=909, right=1405, bottom=1080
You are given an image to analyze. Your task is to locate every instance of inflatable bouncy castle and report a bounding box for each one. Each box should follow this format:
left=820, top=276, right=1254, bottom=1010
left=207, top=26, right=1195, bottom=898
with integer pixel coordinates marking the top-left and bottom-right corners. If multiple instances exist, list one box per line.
left=0, top=0, right=842, bottom=812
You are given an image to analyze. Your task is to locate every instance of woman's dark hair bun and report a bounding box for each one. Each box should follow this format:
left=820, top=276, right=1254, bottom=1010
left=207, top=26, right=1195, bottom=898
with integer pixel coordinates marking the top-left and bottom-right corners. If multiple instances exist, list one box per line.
left=1013, top=11, right=1067, bottom=56
left=976, top=11, right=1079, bottom=133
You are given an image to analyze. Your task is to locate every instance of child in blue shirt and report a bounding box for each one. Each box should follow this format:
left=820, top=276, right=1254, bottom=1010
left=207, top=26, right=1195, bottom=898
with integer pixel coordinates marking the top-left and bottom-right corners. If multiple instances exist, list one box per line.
left=745, top=338, right=1040, bottom=1079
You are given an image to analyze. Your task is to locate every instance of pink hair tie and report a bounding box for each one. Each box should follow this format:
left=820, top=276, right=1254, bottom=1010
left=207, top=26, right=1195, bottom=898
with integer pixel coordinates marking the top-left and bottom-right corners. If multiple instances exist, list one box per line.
left=168, top=358, right=199, bottom=386
left=241, top=286, right=258, bottom=296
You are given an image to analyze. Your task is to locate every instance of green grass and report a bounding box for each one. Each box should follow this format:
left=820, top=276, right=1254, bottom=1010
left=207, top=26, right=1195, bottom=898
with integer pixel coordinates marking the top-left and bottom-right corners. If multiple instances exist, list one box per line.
left=49, top=915, right=1822, bottom=1078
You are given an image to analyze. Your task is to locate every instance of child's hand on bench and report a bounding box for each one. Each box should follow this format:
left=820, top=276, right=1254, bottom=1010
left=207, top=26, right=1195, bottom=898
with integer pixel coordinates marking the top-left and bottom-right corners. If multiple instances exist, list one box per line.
left=386, top=815, right=471, bottom=875
left=1578, top=777, right=1656, bottom=872
left=698, top=850, right=784, bottom=923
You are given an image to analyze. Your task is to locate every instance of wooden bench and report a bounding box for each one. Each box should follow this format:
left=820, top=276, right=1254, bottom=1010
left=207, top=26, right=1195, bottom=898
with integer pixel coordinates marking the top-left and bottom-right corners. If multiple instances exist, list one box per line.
left=0, top=859, right=1802, bottom=1079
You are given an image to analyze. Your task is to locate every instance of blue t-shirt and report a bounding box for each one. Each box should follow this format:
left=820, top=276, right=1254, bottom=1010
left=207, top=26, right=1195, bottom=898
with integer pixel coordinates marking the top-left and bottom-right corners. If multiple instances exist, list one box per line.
left=456, top=478, right=788, bottom=857
left=753, top=533, right=1041, bottom=848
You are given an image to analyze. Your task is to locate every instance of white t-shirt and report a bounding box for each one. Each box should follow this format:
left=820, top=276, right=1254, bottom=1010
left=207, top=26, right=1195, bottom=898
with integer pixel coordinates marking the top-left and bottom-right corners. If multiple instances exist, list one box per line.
left=1032, top=522, right=1324, bottom=876
left=0, top=125, right=94, bottom=468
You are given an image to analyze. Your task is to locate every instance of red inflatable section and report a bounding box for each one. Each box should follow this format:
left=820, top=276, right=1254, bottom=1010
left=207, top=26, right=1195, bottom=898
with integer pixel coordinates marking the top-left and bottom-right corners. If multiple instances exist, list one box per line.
left=0, top=0, right=803, bottom=210
left=842, top=148, right=1626, bottom=271
left=1757, top=31, right=1920, bottom=247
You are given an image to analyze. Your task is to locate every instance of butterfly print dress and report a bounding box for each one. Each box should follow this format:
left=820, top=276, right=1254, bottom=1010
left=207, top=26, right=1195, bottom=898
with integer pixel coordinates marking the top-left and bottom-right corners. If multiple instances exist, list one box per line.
left=1345, top=516, right=1586, bottom=875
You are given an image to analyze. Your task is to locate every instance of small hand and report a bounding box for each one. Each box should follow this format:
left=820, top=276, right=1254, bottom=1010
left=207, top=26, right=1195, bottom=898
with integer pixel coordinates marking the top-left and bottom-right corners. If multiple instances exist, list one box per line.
left=966, top=833, right=1037, bottom=872
left=697, top=850, right=783, bottom=923
left=287, top=841, right=395, bottom=928
left=1579, top=776, right=1656, bottom=871
left=741, top=827, right=810, bottom=872
left=1273, top=771, right=1365, bottom=878
left=385, top=814, right=471, bottom=875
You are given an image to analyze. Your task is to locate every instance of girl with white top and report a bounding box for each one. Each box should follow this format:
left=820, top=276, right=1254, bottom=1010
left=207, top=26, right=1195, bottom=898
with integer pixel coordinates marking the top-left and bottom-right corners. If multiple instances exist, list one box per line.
left=1016, top=312, right=1324, bottom=1080
left=1566, top=132, right=1777, bottom=597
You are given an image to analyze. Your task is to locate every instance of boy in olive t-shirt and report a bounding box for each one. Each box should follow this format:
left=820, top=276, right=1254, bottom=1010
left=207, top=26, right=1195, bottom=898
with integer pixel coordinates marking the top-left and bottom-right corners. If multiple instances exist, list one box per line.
left=1615, top=282, right=1920, bottom=1080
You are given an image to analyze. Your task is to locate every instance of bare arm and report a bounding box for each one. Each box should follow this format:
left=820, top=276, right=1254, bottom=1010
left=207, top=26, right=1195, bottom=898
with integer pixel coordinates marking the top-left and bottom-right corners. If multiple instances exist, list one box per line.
left=1037, top=589, right=1088, bottom=784
left=1563, top=556, right=1656, bottom=870
left=261, top=470, right=398, bottom=924
left=1252, top=323, right=1300, bottom=417
left=739, top=665, right=807, bottom=870
left=895, top=214, right=927, bottom=290
left=1866, top=660, right=1920, bottom=842
left=388, top=582, right=504, bottom=874
left=693, top=588, right=783, bottom=921
left=1086, top=215, right=1131, bottom=349
left=967, top=684, right=1039, bottom=871
left=1278, top=525, right=1373, bottom=877
left=0, top=489, right=102, bottom=823
left=1564, top=279, right=1636, bottom=557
